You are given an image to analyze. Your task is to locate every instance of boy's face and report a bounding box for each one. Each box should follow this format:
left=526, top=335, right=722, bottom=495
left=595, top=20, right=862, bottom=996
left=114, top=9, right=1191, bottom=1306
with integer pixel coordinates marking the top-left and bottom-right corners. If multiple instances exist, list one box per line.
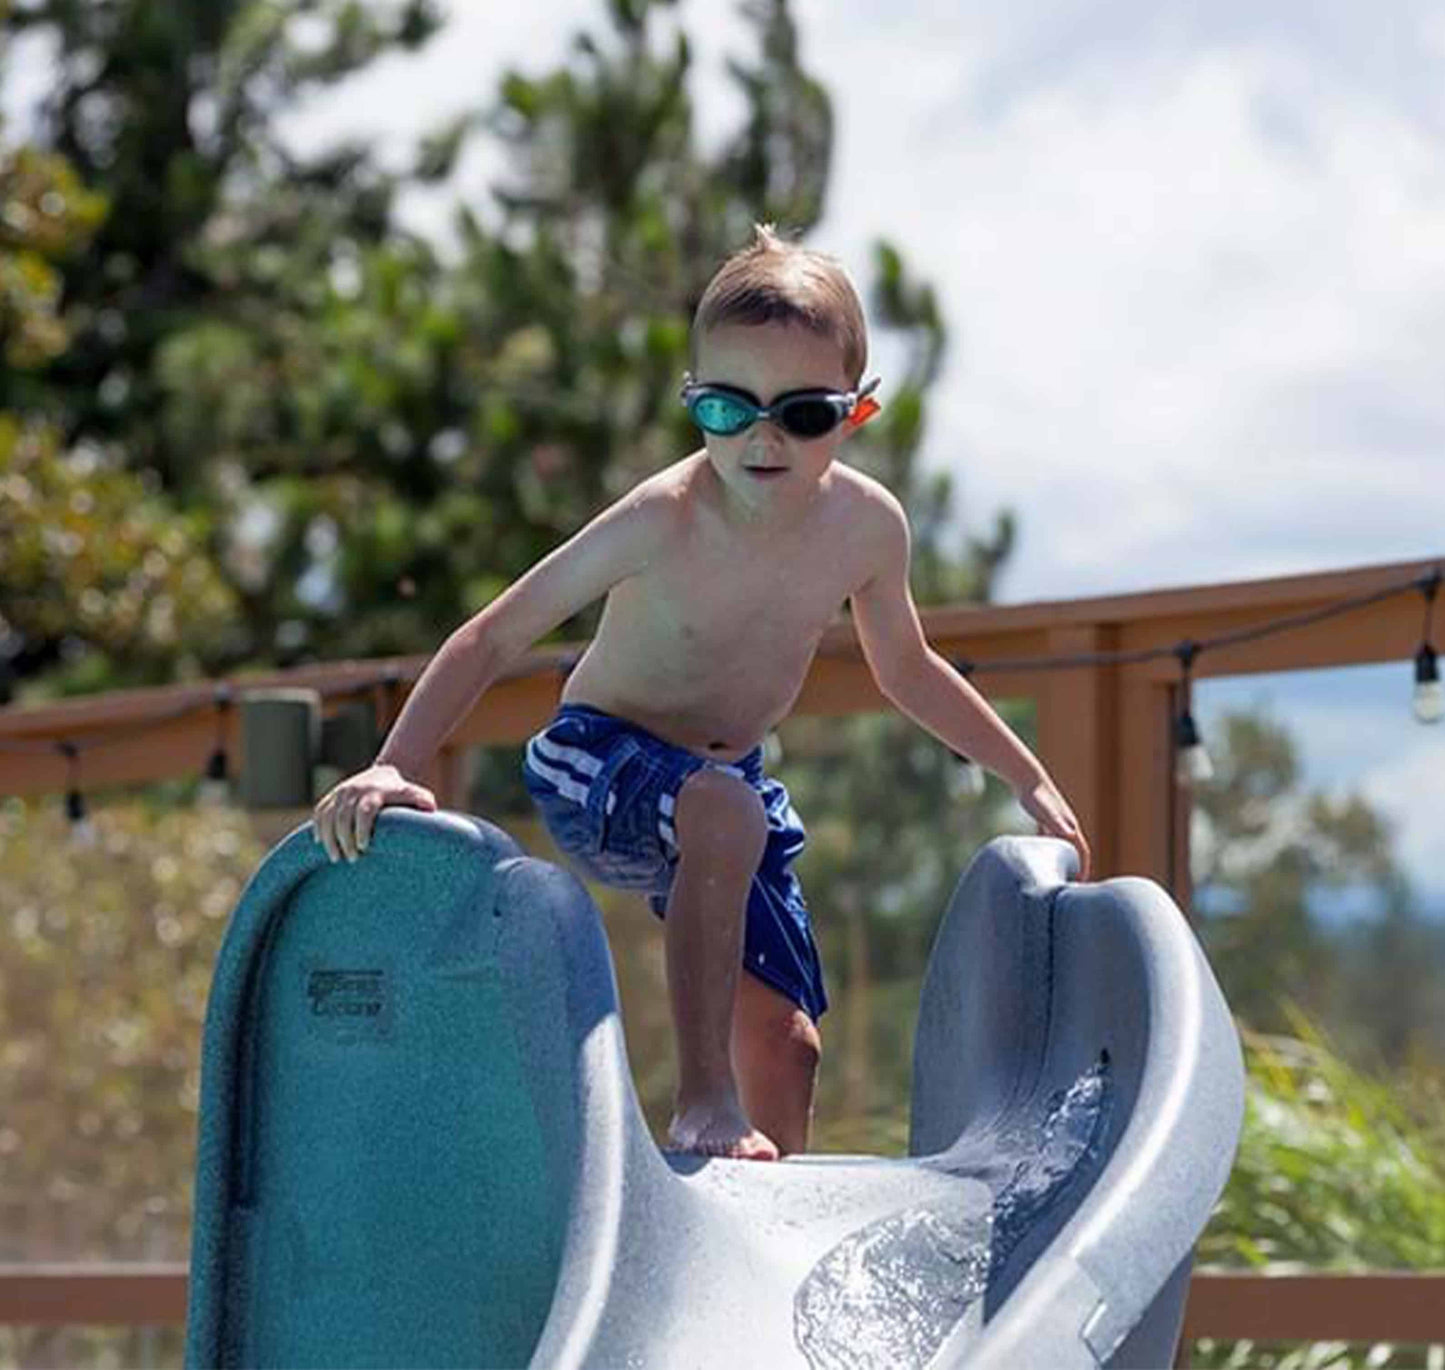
left=691, top=321, right=856, bottom=518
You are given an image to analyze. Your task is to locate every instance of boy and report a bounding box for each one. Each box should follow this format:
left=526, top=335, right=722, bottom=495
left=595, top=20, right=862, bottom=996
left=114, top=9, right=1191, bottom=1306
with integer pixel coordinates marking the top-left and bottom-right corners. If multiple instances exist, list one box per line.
left=313, top=224, right=1091, bottom=1163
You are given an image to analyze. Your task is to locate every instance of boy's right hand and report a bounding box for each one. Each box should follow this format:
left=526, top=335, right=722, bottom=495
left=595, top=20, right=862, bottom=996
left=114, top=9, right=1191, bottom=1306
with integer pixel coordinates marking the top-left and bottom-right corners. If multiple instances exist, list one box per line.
left=312, top=763, right=438, bottom=864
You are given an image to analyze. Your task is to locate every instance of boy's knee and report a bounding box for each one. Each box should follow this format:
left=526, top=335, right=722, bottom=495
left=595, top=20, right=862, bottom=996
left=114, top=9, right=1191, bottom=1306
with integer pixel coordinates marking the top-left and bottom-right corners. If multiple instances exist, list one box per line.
left=674, top=767, right=768, bottom=863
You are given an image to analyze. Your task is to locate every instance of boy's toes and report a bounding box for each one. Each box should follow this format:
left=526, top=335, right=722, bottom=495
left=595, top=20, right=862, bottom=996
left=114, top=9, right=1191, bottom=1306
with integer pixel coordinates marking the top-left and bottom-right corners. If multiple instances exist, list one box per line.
left=732, top=1130, right=780, bottom=1162
left=668, top=1103, right=779, bottom=1161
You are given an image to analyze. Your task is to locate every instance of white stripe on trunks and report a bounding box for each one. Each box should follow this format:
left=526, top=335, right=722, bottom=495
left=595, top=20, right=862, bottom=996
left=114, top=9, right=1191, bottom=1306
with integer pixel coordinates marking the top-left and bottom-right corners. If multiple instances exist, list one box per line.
left=524, top=740, right=589, bottom=806
left=531, top=732, right=603, bottom=777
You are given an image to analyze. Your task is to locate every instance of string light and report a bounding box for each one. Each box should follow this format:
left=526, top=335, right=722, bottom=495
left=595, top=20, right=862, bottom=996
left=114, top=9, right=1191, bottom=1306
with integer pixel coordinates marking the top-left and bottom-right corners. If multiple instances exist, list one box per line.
left=1413, top=570, right=1441, bottom=724
left=56, top=740, right=98, bottom=848
left=1171, top=642, right=1215, bottom=785
left=198, top=684, right=234, bottom=808
left=948, top=757, right=989, bottom=801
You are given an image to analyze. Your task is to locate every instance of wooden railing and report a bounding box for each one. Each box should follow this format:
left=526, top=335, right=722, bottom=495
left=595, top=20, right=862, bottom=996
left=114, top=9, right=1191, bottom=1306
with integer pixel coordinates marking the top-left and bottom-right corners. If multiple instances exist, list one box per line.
left=2, top=553, right=1441, bottom=1353
left=2, top=1265, right=1443, bottom=1360
left=2, top=554, right=1438, bottom=911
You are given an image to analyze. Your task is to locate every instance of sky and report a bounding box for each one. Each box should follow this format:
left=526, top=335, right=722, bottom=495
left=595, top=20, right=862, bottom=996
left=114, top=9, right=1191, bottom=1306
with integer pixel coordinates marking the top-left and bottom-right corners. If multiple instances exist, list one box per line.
left=4, top=0, right=1442, bottom=908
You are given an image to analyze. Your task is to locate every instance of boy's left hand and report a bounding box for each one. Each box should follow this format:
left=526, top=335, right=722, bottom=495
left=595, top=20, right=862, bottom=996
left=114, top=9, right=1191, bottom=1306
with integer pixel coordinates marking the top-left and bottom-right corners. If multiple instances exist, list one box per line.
left=1014, top=776, right=1092, bottom=881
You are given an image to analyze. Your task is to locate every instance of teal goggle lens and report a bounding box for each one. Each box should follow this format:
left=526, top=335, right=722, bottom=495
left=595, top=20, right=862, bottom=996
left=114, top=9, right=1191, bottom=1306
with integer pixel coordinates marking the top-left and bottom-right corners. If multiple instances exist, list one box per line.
left=685, top=387, right=847, bottom=440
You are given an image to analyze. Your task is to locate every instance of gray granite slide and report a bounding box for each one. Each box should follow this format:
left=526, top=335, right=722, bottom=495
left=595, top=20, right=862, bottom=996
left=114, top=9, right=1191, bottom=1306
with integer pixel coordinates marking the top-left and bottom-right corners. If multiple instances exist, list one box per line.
left=185, top=809, right=1243, bottom=1369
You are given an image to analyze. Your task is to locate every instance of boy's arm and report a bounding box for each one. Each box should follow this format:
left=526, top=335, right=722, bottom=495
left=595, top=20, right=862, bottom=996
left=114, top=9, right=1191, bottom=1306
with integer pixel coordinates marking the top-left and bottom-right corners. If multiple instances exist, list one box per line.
left=316, top=486, right=671, bottom=862
left=375, top=488, right=669, bottom=777
left=849, top=487, right=1091, bottom=877
left=847, top=488, right=1048, bottom=794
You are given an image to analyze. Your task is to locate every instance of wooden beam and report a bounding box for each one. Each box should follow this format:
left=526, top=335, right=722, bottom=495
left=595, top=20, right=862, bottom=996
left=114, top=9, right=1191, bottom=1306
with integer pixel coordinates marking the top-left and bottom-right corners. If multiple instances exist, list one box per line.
left=0, top=556, right=1435, bottom=809
left=1179, top=1271, right=1445, bottom=1345
left=0, top=1263, right=188, bottom=1326
left=4, top=1267, right=1444, bottom=1346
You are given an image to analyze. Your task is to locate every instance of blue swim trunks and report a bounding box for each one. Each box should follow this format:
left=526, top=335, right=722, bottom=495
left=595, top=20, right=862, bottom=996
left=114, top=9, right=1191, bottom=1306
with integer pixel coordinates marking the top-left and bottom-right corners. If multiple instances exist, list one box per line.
left=521, top=703, right=828, bottom=1022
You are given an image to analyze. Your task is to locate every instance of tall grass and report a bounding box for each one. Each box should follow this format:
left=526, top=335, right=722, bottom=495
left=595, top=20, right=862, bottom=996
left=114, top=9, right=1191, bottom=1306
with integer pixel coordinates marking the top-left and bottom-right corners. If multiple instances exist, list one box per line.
left=1192, top=1003, right=1445, bottom=1369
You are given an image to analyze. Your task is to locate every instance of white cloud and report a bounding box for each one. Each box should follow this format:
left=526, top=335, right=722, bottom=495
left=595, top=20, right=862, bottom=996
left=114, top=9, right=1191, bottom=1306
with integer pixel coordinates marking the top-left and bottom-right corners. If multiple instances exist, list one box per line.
left=824, top=38, right=1445, bottom=603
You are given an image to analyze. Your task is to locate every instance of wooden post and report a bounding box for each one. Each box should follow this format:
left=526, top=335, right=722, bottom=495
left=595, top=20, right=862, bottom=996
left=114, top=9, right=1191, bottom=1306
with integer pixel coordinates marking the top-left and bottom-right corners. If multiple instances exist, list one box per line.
left=1116, top=665, right=1178, bottom=894
left=1039, top=624, right=1117, bottom=878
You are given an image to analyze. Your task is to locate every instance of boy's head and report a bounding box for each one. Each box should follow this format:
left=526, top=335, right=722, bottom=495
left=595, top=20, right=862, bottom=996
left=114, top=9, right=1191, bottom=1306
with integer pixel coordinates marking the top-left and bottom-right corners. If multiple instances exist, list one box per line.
left=690, top=223, right=868, bottom=389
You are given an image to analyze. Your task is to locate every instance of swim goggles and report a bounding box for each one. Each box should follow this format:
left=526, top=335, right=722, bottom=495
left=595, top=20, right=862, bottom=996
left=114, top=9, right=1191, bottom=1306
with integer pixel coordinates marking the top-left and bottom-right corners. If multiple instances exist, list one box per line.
left=679, top=373, right=882, bottom=439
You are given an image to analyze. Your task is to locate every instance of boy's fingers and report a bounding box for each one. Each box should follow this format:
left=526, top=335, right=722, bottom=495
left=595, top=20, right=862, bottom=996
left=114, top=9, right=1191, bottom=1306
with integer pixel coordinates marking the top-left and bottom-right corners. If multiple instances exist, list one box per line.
left=313, top=807, right=337, bottom=862
left=357, top=795, right=381, bottom=852
left=335, top=795, right=362, bottom=862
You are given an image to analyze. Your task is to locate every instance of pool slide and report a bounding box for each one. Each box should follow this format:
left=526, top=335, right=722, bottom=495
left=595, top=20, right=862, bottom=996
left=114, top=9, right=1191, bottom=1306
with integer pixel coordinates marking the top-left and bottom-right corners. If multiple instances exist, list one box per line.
left=184, top=808, right=1244, bottom=1368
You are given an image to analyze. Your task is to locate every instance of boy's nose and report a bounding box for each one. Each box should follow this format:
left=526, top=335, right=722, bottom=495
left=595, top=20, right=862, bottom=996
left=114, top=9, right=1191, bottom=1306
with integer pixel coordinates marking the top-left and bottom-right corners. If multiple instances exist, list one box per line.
left=746, top=420, right=787, bottom=453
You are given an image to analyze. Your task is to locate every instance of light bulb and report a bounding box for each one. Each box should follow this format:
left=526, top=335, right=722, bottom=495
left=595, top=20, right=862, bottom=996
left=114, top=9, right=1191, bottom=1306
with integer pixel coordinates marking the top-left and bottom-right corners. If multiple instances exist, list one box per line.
left=1174, top=711, right=1214, bottom=786
left=198, top=747, right=232, bottom=807
left=66, top=789, right=98, bottom=848
left=948, top=756, right=988, bottom=801
left=1414, top=645, right=1443, bottom=724
left=1176, top=742, right=1215, bottom=786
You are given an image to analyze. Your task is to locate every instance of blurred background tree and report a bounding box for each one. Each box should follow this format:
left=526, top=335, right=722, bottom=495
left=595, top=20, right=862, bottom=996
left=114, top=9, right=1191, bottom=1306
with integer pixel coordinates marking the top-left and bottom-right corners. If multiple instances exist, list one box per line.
left=1, top=0, right=450, bottom=691
left=1191, top=708, right=1445, bottom=1078
left=1, top=0, right=1014, bottom=695
left=0, top=121, right=238, bottom=702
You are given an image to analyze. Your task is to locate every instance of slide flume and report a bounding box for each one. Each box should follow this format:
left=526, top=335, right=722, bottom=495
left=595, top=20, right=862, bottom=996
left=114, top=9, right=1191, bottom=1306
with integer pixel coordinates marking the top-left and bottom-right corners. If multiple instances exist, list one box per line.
left=185, top=810, right=1244, bottom=1369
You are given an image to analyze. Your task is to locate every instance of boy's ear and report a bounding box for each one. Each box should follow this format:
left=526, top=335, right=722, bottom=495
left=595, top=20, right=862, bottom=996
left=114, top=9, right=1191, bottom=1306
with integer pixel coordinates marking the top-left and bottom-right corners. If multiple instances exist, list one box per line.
left=846, top=397, right=881, bottom=430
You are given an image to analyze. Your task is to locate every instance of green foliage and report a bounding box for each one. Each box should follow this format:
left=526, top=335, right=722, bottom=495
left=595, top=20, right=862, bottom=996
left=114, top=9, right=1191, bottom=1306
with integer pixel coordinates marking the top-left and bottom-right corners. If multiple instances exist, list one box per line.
left=4, top=6, right=1443, bottom=1366
left=1204, top=1007, right=1445, bottom=1272
left=0, top=415, right=241, bottom=691
left=2, top=0, right=1011, bottom=699
left=1189, top=1009, right=1445, bottom=1370
left=0, top=140, right=107, bottom=374
left=1, top=0, right=451, bottom=690
left=0, top=796, right=266, bottom=1268
left=1192, top=708, right=1442, bottom=1076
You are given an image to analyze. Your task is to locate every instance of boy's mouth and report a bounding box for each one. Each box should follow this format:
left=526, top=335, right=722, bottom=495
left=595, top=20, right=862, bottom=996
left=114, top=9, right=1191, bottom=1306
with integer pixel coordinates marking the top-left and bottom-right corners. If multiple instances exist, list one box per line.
left=743, top=464, right=788, bottom=478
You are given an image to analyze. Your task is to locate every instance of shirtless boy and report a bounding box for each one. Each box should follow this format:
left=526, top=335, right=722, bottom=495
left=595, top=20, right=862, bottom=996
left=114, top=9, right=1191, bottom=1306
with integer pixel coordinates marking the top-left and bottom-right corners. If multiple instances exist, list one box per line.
left=312, top=224, right=1091, bottom=1163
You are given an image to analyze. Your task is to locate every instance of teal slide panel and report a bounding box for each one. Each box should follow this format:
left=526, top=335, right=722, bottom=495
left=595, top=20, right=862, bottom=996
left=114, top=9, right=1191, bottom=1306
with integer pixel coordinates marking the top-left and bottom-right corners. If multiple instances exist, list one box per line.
left=186, top=813, right=581, bottom=1368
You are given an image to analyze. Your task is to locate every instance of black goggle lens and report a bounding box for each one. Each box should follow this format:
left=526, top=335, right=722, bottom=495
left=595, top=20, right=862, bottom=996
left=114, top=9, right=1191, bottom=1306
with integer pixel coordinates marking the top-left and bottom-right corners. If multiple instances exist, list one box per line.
left=775, top=397, right=843, bottom=438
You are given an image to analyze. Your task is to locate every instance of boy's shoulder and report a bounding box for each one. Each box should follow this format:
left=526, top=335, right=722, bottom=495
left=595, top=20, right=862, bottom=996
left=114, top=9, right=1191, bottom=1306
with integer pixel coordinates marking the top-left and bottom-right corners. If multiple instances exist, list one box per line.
left=830, top=463, right=910, bottom=551
left=831, top=461, right=904, bottom=514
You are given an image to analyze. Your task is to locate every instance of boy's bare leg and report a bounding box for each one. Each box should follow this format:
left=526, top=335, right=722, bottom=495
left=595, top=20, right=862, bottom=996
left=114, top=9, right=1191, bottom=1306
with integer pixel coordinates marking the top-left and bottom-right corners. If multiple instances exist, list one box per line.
left=730, top=971, right=822, bottom=1158
left=665, top=769, right=778, bottom=1161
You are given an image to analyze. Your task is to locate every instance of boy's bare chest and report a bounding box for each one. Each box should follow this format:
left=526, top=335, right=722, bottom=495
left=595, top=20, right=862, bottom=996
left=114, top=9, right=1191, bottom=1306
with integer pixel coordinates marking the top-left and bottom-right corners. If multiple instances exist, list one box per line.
left=636, top=507, right=861, bottom=652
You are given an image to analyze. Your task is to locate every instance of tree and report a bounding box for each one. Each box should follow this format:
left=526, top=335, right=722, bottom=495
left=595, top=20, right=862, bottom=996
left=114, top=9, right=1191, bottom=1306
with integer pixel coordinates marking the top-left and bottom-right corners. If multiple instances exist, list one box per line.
left=1, top=0, right=448, bottom=692
left=1190, top=705, right=1442, bottom=1078
left=0, top=127, right=240, bottom=702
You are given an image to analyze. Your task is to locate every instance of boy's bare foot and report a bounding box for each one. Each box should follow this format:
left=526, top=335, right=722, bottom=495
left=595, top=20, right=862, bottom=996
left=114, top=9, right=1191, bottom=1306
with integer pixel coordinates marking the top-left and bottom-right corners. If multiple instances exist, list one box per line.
left=667, top=1098, right=779, bottom=1161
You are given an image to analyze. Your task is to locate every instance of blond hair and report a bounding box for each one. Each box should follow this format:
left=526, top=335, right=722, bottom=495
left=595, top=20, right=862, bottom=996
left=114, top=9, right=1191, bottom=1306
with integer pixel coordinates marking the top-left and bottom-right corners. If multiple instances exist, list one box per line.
left=690, top=224, right=868, bottom=387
